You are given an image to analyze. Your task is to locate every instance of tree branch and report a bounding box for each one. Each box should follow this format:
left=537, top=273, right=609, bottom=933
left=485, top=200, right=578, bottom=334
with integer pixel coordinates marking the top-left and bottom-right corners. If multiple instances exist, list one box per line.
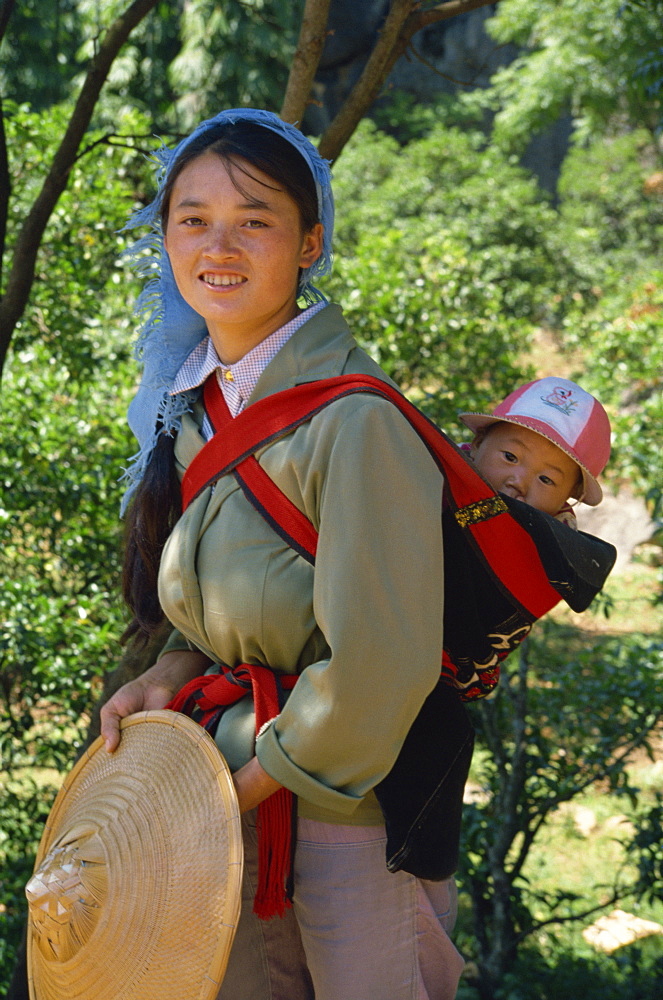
left=413, top=0, right=499, bottom=29
left=515, top=887, right=624, bottom=946
left=75, top=132, right=162, bottom=163
left=0, top=94, right=9, bottom=293
left=280, top=0, right=332, bottom=126
left=318, top=0, right=412, bottom=160
left=489, top=644, right=530, bottom=868
left=0, top=0, right=17, bottom=291
left=0, top=0, right=16, bottom=44
left=408, top=36, right=502, bottom=87
left=0, top=0, right=159, bottom=380
left=318, top=0, right=497, bottom=161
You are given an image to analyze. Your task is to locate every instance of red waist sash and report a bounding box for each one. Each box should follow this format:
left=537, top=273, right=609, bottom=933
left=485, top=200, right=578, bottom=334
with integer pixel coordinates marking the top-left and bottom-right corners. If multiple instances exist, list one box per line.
left=167, top=664, right=297, bottom=920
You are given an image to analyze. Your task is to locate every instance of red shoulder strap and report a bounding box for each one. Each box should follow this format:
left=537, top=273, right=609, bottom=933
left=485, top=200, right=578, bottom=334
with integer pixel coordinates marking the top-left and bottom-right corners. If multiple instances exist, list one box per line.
left=181, top=374, right=561, bottom=619
left=194, top=376, right=319, bottom=561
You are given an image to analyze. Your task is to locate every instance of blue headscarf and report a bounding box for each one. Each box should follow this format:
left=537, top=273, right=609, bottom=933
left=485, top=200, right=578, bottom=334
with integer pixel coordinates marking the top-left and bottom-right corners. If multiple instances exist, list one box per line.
left=120, top=108, right=335, bottom=512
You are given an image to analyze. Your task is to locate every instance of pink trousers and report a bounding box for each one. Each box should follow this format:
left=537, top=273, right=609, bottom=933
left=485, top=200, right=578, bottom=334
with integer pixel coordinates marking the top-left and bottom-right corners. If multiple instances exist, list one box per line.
left=217, top=813, right=465, bottom=1000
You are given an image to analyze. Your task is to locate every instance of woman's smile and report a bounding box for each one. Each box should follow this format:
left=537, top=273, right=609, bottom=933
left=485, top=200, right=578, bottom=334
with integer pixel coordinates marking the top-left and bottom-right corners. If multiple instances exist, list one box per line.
left=200, top=272, right=246, bottom=288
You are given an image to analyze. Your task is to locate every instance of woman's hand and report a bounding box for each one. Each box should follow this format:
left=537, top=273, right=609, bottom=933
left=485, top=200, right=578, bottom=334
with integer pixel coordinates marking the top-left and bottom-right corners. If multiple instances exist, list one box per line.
left=232, top=755, right=283, bottom=813
left=100, top=649, right=211, bottom=753
left=100, top=649, right=284, bottom=811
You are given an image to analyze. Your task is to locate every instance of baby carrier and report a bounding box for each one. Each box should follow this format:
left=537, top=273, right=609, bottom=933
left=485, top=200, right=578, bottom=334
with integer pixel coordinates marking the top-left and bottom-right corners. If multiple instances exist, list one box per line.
left=177, top=373, right=617, bottom=884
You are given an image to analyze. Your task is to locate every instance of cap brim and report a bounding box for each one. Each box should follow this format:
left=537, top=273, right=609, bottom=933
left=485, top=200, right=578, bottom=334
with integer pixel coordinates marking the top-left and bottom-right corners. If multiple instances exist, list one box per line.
left=458, top=411, right=499, bottom=433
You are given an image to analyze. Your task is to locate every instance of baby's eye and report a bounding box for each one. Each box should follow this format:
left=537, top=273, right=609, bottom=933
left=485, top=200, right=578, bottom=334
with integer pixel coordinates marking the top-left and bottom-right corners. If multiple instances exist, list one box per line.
left=502, top=451, right=517, bottom=463
left=539, top=474, right=555, bottom=486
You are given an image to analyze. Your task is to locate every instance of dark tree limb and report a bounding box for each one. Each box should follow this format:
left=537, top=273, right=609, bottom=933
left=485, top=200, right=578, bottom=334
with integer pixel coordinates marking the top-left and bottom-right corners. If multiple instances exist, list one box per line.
left=281, top=0, right=332, bottom=126
left=318, top=0, right=497, bottom=161
left=0, top=0, right=17, bottom=42
left=0, top=0, right=17, bottom=292
left=0, top=93, right=9, bottom=292
left=318, top=0, right=413, bottom=160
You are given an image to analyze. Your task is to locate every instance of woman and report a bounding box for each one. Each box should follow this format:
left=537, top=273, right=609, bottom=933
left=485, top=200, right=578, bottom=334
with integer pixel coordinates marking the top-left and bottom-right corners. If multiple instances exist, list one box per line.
left=100, top=108, right=464, bottom=1000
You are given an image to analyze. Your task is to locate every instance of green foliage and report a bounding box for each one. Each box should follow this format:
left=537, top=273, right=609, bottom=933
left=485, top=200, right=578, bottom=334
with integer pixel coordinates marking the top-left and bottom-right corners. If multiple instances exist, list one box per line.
left=1, top=98, right=143, bottom=788
left=0, top=338, right=134, bottom=993
left=0, top=100, right=146, bottom=990
left=167, top=0, right=302, bottom=130
left=326, top=120, right=596, bottom=422
left=555, top=130, right=663, bottom=285
left=548, top=130, right=663, bottom=538
left=459, top=627, right=663, bottom=992
left=0, top=0, right=180, bottom=123
left=458, top=941, right=663, bottom=1000
left=89, top=1, right=183, bottom=124
left=1, top=1, right=301, bottom=137
left=485, top=0, right=663, bottom=150
left=371, top=89, right=487, bottom=145
left=0, top=0, right=85, bottom=108
left=71, top=0, right=299, bottom=130
left=0, top=343, right=135, bottom=752
left=562, top=276, right=663, bottom=504
left=629, top=796, right=663, bottom=908
left=332, top=230, right=529, bottom=425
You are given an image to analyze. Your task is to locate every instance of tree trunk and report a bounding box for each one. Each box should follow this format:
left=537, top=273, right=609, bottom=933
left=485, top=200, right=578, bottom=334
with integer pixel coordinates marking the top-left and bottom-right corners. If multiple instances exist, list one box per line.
left=318, top=0, right=497, bottom=162
left=280, top=0, right=332, bottom=126
left=0, top=0, right=17, bottom=42
left=477, top=868, right=519, bottom=1000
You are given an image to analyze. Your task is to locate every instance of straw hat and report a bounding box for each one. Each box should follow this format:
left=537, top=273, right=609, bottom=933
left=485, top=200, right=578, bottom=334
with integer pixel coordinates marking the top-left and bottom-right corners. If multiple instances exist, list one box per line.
left=26, top=711, right=243, bottom=1000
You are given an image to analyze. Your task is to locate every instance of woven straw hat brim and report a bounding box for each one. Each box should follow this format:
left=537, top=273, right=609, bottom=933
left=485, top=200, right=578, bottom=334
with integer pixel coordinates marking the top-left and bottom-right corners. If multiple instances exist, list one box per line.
left=26, top=711, right=243, bottom=1000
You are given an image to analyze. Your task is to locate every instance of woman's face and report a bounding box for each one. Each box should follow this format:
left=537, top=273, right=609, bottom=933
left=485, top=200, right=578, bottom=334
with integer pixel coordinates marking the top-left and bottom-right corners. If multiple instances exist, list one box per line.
left=164, top=150, right=323, bottom=363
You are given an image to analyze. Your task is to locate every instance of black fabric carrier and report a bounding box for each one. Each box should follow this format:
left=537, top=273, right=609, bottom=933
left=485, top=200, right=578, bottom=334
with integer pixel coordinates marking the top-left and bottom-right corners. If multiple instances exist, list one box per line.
left=181, top=373, right=617, bottom=880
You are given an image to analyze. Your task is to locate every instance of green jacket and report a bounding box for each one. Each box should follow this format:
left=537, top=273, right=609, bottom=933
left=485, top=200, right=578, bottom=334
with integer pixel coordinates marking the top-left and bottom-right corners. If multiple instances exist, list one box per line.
left=158, top=304, right=444, bottom=825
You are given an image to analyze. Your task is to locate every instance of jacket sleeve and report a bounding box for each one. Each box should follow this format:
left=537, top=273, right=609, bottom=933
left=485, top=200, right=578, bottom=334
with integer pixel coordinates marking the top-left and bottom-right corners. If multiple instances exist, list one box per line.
left=255, top=396, right=444, bottom=814
left=159, top=628, right=199, bottom=658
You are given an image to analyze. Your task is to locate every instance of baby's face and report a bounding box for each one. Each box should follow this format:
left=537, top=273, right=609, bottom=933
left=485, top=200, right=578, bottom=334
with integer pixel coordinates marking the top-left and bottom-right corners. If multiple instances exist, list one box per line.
left=471, top=422, right=581, bottom=516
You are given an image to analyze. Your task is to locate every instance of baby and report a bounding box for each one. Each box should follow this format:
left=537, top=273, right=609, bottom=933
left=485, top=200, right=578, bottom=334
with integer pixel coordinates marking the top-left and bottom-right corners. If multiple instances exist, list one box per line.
left=458, top=376, right=611, bottom=527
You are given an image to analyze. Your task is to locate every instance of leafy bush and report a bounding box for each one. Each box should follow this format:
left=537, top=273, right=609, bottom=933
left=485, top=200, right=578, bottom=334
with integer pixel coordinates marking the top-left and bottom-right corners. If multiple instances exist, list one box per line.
left=167, top=0, right=301, bottom=128
left=326, top=120, right=599, bottom=423
left=331, top=230, right=531, bottom=425
left=555, top=130, right=663, bottom=287
left=331, top=121, right=576, bottom=321
left=458, top=940, right=663, bottom=1000
left=561, top=275, right=663, bottom=508
left=629, top=796, right=663, bottom=911
left=0, top=326, right=136, bottom=997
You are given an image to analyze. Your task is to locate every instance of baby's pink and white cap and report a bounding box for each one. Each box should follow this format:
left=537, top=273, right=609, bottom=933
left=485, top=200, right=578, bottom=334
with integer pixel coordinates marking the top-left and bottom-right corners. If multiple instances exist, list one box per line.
left=459, top=377, right=611, bottom=506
